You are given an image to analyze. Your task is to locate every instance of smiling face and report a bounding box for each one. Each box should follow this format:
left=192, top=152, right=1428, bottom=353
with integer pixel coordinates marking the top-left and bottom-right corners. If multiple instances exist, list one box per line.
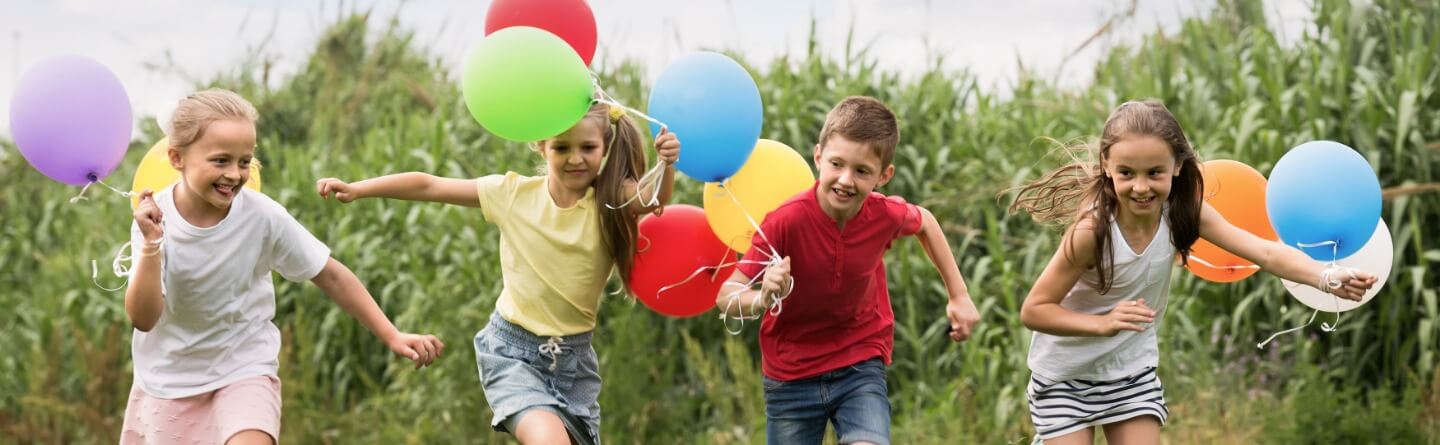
left=169, top=118, right=256, bottom=213
left=813, top=134, right=894, bottom=222
left=1103, top=134, right=1178, bottom=221
left=539, top=117, right=607, bottom=194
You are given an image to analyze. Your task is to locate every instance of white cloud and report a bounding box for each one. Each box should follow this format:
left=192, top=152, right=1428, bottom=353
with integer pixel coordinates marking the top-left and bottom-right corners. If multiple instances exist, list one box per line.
left=3, top=0, right=1317, bottom=140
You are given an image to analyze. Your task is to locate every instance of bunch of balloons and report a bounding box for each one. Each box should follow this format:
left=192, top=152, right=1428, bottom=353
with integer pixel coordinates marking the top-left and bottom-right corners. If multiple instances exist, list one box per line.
left=1188, top=141, right=1390, bottom=313
left=461, top=2, right=797, bottom=317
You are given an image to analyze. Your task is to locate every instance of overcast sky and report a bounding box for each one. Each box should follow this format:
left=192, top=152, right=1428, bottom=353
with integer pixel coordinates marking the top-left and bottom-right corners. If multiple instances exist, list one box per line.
left=0, top=0, right=1314, bottom=138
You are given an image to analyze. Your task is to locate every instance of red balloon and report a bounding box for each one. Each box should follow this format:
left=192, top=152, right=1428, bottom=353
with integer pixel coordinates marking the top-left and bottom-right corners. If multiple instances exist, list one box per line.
left=485, top=0, right=598, bottom=66
left=628, top=205, right=737, bottom=318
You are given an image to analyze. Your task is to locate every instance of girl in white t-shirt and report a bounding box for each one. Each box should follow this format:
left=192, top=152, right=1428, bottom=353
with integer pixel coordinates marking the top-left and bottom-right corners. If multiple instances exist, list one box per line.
left=121, top=89, right=444, bottom=445
left=1009, top=101, right=1377, bottom=444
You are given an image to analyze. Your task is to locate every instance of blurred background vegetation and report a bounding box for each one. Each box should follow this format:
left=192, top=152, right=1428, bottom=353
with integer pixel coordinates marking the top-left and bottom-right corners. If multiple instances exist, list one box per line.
left=1, top=0, right=1437, bottom=443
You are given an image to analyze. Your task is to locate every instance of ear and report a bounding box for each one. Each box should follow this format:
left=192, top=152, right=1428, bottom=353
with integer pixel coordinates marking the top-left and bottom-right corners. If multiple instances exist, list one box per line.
left=877, top=164, right=896, bottom=187
left=813, top=143, right=823, bottom=164
left=167, top=146, right=183, bottom=171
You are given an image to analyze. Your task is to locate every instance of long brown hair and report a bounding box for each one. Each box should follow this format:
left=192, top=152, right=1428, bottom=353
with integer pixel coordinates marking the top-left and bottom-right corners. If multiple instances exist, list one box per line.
left=1009, top=100, right=1203, bottom=293
left=568, top=104, right=647, bottom=290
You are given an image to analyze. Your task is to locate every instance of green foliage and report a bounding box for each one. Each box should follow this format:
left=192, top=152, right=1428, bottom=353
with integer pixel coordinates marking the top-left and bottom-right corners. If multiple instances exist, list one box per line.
left=1, top=0, right=1437, bottom=443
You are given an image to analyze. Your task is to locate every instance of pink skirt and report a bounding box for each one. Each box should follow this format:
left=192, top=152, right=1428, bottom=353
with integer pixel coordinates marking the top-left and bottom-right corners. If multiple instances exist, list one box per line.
left=120, top=374, right=282, bottom=444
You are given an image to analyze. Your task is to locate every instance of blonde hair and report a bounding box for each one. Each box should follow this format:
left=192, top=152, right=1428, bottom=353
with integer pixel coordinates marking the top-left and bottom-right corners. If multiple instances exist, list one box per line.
left=167, top=89, right=259, bottom=149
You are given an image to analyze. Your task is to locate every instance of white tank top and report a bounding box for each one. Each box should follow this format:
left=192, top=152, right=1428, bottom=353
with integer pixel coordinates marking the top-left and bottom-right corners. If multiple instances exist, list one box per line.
left=1027, top=213, right=1175, bottom=381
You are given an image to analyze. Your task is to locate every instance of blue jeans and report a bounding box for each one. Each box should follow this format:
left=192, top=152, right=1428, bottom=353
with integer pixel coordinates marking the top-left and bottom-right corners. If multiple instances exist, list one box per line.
left=763, top=358, right=891, bottom=445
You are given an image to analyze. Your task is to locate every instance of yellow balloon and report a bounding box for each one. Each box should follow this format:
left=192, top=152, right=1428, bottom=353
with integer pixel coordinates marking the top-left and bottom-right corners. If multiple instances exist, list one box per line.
left=703, top=139, right=815, bottom=252
left=130, top=137, right=262, bottom=208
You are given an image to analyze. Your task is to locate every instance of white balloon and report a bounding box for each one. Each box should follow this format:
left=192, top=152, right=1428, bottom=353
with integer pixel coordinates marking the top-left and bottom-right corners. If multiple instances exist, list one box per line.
left=1280, top=219, right=1392, bottom=312
left=155, top=98, right=178, bottom=137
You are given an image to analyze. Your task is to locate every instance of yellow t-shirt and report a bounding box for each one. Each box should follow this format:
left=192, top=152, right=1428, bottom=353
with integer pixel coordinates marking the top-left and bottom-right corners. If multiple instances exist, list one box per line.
left=477, top=172, right=613, bottom=336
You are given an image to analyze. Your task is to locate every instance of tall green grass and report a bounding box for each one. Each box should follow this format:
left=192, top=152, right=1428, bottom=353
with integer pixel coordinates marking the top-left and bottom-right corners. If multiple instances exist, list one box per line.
left=1, top=0, right=1437, bottom=443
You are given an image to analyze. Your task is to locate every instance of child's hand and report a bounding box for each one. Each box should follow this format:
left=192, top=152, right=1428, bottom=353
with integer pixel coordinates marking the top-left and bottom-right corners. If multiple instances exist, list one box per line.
left=1096, top=298, right=1154, bottom=337
left=946, top=297, right=980, bottom=342
left=761, top=257, right=792, bottom=306
left=655, top=127, right=680, bottom=164
left=133, top=190, right=164, bottom=243
left=316, top=178, right=360, bottom=203
left=1325, top=267, right=1378, bottom=301
left=386, top=332, right=445, bottom=369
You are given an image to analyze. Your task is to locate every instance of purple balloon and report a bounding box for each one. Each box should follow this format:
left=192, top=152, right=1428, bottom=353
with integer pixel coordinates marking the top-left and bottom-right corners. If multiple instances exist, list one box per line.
left=9, top=55, right=133, bottom=185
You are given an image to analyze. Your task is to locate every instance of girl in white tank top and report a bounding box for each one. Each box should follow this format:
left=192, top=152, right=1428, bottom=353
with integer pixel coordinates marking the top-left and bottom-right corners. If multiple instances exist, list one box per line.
left=1009, top=101, right=1377, bottom=444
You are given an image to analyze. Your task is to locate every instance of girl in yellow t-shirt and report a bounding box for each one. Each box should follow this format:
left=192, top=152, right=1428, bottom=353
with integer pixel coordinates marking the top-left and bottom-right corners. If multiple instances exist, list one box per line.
left=316, top=103, right=678, bottom=445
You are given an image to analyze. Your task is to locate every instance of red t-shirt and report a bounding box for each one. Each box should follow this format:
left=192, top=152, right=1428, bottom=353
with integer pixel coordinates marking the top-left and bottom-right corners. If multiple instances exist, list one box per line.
left=738, top=183, right=923, bottom=381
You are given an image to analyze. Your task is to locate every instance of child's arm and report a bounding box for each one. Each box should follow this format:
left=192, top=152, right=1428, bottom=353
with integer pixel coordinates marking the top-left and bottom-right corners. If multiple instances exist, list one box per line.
left=310, top=257, right=446, bottom=369
left=1197, top=203, right=1376, bottom=299
left=1019, top=216, right=1157, bottom=337
left=912, top=206, right=980, bottom=342
left=317, top=173, right=480, bottom=208
left=125, top=190, right=165, bottom=332
left=714, top=257, right=790, bottom=318
left=623, top=128, right=680, bottom=215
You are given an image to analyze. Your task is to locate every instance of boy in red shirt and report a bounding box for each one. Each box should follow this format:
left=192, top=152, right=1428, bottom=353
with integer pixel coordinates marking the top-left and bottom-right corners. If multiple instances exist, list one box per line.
left=715, top=96, right=980, bottom=445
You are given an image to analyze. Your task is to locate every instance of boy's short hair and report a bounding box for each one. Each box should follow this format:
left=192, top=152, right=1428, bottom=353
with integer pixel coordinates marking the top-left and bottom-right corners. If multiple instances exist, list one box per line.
left=817, top=96, right=900, bottom=168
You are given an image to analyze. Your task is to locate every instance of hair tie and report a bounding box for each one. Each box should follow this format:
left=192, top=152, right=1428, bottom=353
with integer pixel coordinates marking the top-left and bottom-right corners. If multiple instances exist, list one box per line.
left=608, top=105, right=625, bottom=123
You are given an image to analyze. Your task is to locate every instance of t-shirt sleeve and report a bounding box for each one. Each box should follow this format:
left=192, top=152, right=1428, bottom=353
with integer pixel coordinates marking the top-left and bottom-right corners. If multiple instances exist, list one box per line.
left=266, top=202, right=332, bottom=282
left=737, top=211, right=786, bottom=279
left=476, top=172, right=517, bottom=225
left=886, top=195, right=923, bottom=238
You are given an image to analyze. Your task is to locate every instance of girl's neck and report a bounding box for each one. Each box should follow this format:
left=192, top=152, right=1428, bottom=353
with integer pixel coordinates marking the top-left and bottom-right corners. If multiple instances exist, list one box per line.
left=546, top=176, right=589, bottom=209
left=173, top=183, right=231, bottom=228
left=1114, top=207, right=1161, bottom=233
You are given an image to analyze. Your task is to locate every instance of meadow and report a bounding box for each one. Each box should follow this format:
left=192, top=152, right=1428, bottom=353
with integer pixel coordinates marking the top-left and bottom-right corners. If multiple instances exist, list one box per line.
left=1, top=0, right=1436, bottom=443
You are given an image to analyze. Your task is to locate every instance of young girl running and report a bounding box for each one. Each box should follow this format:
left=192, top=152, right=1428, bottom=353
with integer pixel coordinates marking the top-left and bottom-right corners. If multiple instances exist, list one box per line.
left=316, top=103, right=680, bottom=445
left=122, top=89, right=444, bottom=445
left=1010, top=100, right=1376, bottom=444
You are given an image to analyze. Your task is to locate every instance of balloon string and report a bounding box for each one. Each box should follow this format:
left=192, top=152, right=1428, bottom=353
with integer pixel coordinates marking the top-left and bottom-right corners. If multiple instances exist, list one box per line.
left=91, top=236, right=165, bottom=292
left=604, top=162, right=667, bottom=210
left=589, top=73, right=672, bottom=211
left=590, top=72, right=669, bottom=130
left=1187, top=255, right=1260, bottom=270
left=713, top=181, right=797, bottom=335
left=1257, top=240, right=1345, bottom=348
left=91, top=241, right=133, bottom=291
left=69, top=177, right=134, bottom=204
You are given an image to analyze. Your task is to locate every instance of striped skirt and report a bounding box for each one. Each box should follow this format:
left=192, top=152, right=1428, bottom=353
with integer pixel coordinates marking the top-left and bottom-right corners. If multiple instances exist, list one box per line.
left=1027, top=367, right=1168, bottom=440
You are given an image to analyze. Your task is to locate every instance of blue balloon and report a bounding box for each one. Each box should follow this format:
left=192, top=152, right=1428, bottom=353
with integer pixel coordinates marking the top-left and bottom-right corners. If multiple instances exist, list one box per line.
left=647, top=52, right=763, bottom=182
left=1265, top=141, right=1381, bottom=260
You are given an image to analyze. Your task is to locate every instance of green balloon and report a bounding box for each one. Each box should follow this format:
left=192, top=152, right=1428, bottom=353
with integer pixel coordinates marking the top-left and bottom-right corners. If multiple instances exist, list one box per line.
left=463, top=26, right=594, bottom=142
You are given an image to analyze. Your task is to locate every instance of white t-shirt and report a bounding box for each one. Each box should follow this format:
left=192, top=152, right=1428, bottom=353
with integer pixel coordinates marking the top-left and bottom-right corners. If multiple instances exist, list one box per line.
left=130, top=185, right=330, bottom=399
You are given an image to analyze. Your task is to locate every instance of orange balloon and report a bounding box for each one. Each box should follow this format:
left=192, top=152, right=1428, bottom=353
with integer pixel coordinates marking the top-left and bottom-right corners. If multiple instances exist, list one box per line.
left=1186, top=160, right=1278, bottom=282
